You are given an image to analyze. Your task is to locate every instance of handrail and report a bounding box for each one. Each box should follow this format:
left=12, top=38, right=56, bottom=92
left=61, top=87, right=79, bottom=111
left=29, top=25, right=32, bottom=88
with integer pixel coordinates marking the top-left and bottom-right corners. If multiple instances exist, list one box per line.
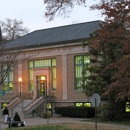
left=1, top=91, right=33, bottom=102
left=10, top=93, right=20, bottom=102
left=23, top=97, right=45, bottom=114
left=19, top=92, right=33, bottom=100
left=32, top=110, right=42, bottom=118
left=1, top=93, right=19, bottom=102
left=23, top=98, right=37, bottom=110
left=7, top=97, right=22, bottom=110
left=1, top=92, right=33, bottom=112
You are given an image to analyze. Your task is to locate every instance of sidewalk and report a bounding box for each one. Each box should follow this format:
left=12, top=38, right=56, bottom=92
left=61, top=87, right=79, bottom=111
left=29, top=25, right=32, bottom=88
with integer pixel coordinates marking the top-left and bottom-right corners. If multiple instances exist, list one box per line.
left=1, top=117, right=84, bottom=129
left=1, top=116, right=130, bottom=129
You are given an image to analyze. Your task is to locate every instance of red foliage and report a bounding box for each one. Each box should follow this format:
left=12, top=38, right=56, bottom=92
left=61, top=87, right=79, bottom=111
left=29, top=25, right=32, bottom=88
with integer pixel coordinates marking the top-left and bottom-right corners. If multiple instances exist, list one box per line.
left=90, top=0, right=130, bottom=101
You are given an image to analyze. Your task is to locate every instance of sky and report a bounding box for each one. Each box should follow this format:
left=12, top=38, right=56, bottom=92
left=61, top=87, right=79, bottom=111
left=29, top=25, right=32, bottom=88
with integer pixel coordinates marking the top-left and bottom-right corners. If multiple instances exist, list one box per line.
left=0, top=0, right=104, bottom=33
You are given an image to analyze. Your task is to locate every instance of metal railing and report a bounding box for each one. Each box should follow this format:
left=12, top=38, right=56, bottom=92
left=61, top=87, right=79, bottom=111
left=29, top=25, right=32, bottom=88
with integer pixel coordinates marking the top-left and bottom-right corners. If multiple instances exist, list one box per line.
left=23, top=97, right=45, bottom=114
left=22, top=92, right=55, bottom=117
left=18, top=91, right=33, bottom=100
left=23, top=98, right=37, bottom=110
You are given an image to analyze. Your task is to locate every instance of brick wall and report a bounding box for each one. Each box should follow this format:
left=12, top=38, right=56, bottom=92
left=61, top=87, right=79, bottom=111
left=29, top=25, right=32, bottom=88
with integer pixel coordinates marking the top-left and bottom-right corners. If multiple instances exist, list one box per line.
left=67, top=54, right=89, bottom=100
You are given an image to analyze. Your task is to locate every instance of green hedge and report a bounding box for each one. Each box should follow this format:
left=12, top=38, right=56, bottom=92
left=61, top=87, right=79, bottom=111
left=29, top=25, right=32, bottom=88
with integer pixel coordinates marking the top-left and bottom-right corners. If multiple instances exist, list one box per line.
left=55, top=106, right=95, bottom=118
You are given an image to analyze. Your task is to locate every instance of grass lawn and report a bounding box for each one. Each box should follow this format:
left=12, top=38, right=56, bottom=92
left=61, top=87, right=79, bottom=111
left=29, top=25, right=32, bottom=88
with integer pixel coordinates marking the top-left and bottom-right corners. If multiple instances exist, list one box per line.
left=3, top=121, right=130, bottom=130
left=82, top=118, right=130, bottom=126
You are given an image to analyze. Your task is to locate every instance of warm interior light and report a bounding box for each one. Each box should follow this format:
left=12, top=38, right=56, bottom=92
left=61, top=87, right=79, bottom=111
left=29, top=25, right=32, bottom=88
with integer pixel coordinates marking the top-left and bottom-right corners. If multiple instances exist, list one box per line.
left=41, top=76, right=45, bottom=80
left=18, top=78, right=22, bottom=82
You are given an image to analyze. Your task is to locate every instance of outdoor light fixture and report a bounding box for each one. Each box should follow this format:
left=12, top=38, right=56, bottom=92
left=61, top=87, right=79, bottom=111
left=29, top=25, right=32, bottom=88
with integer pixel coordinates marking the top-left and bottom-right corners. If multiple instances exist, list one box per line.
left=41, top=76, right=45, bottom=81
left=40, top=76, right=47, bottom=96
left=18, top=78, right=22, bottom=82
left=18, top=78, right=22, bottom=96
left=18, top=77, right=24, bottom=109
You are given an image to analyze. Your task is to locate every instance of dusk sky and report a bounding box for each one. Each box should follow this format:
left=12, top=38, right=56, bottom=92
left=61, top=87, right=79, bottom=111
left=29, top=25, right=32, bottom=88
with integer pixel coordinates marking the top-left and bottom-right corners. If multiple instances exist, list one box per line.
left=0, top=0, right=104, bottom=32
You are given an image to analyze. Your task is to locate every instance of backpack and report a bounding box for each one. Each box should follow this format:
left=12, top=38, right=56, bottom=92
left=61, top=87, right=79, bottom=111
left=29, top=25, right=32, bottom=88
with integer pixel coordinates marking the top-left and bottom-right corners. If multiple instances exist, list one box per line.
left=7, top=116, right=11, bottom=122
left=21, top=122, right=25, bottom=127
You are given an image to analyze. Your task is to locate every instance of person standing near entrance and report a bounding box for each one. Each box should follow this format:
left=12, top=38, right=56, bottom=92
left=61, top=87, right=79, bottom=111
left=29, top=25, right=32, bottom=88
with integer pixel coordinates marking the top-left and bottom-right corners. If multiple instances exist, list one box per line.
left=3, top=106, right=9, bottom=122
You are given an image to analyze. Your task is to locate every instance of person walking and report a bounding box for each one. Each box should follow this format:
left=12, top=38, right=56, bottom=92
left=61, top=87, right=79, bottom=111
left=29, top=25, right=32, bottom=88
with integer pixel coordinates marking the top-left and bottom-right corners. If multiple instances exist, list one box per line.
left=3, top=106, right=9, bottom=122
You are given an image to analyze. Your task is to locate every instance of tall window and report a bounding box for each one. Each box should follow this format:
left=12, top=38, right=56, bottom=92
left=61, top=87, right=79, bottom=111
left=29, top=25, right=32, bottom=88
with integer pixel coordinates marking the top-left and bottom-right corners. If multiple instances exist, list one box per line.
left=3, top=65, right=13, bottom=92
left=75, top=55, right=90, bottom=90
left=28, top=58, right=56, bottom=91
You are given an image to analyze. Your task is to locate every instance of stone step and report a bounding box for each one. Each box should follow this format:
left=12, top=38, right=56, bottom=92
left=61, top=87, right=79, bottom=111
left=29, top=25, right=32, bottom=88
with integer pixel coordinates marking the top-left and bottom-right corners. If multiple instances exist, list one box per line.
left=9, top=100, right=32, bottom=118
left=15, top=100, right=32, bottom=108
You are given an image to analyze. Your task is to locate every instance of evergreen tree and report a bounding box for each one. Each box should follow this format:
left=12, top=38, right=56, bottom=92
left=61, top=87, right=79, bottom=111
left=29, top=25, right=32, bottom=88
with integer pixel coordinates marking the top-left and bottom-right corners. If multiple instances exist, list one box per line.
left=84, top=0, right=130, bottom=101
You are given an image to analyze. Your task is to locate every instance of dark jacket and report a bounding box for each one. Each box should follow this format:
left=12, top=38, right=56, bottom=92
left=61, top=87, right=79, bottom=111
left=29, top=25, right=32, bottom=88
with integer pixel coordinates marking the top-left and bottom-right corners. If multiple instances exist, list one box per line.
left=3, top=107, right=9, bottom=115
left=12, top=113, right=21, bottom=127
left=13, top=114, right=21, bottom=121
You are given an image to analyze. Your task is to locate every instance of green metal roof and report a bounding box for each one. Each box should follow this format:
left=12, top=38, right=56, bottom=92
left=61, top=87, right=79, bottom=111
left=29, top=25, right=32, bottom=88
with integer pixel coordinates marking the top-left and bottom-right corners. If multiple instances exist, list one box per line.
left=6, top=20, right=103, bottom=49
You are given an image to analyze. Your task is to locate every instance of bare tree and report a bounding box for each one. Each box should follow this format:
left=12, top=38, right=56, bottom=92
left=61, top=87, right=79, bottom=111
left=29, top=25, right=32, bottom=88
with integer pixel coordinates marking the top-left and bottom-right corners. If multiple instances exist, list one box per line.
left=0, top=43, right=25, bottom=130
left=0, top=44, right=17, bottom=88
left=0, top=19, right=30, bottom=40
left=0, top=19, right=29, bottom=86
left=44, top=0, right=87, bottom=21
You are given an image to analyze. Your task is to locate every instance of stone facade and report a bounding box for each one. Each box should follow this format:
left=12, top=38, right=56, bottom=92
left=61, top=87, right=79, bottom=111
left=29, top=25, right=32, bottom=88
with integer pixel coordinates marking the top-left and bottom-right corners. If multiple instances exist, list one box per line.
left=10, top=43, right=90, bottom=108
left=1, top=21, right=103, bottom=116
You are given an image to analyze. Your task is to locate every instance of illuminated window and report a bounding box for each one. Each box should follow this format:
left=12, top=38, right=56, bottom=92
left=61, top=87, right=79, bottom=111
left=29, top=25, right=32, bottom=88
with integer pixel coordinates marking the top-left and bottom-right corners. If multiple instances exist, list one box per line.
left=75, top=102, right=91, bottom=107
left=125, top=102, right=130, bottom=112
left=9, top=82, right=13, bottom=91
left=84, top=55, right=90, bottom=64
left=34, top=59, right=51, bottom=67
left=29, top=61, right=33, bottom=68
left=52, top=68, right=56, bottom=90
left=52, top=58, right=56, bottom=66
left=28, top=58, right=56, bottom=91
left=84, top=103, right=91, bottom=107
left=47, top=103, right=51, bottom=109
left=76, top=103, right=83, bottom=107
left=75, top=55, right=90, bottom=90
left=1, top=102, right=8, bottom=109
left=30, top=80, right=34, bottom=91
left=3, top=65, right=13, bottom=92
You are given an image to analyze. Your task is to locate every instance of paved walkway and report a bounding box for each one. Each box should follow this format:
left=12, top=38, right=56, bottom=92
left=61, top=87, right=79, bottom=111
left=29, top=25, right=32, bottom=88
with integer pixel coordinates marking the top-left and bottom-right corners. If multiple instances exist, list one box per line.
left=1, top=117, right=130, bottom=129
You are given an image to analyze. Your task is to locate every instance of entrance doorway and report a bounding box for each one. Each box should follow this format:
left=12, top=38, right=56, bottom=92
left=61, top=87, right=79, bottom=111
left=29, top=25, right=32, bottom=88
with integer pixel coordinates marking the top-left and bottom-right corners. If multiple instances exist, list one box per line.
left=37, top=75, right=47, bottom=97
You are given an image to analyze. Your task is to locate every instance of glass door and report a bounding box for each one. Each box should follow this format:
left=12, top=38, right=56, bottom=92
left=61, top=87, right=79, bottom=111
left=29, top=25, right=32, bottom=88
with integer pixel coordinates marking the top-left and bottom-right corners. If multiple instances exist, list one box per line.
left=37, top=76, right=47, bottom=97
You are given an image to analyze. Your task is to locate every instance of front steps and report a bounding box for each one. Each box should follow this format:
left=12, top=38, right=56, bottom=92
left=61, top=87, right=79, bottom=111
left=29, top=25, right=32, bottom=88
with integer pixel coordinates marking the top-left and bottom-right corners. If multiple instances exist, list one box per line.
left=9, top=98, right=45, bottom=118
left=9, top=100, right=32, bottom=118
left=7, top=95, right=55, bottom=119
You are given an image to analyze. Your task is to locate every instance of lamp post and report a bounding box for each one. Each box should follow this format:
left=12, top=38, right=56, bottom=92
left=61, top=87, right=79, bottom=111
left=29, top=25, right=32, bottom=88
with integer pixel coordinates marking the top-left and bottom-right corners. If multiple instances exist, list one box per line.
left=18, top=78, right=22, bottom=96
left=18, top=77, right=24, bottom=109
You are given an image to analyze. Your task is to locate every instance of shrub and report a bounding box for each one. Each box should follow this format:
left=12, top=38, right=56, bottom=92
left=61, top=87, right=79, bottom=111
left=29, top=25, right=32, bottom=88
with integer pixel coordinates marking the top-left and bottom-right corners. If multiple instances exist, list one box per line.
left=55, top=106, right=95, bottom=118
left=98, top=100, right=125, bottom=121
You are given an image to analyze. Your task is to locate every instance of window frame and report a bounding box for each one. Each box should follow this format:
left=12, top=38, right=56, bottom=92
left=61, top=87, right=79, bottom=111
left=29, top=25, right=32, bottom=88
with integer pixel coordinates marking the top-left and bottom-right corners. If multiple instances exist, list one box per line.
left=3, top=66, right=13, bottom=92
left=28, top=58, right=56, bottom=91
left=74, top=55, right=90, bottom=90
left=75, top=102, right=91, bottom=107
